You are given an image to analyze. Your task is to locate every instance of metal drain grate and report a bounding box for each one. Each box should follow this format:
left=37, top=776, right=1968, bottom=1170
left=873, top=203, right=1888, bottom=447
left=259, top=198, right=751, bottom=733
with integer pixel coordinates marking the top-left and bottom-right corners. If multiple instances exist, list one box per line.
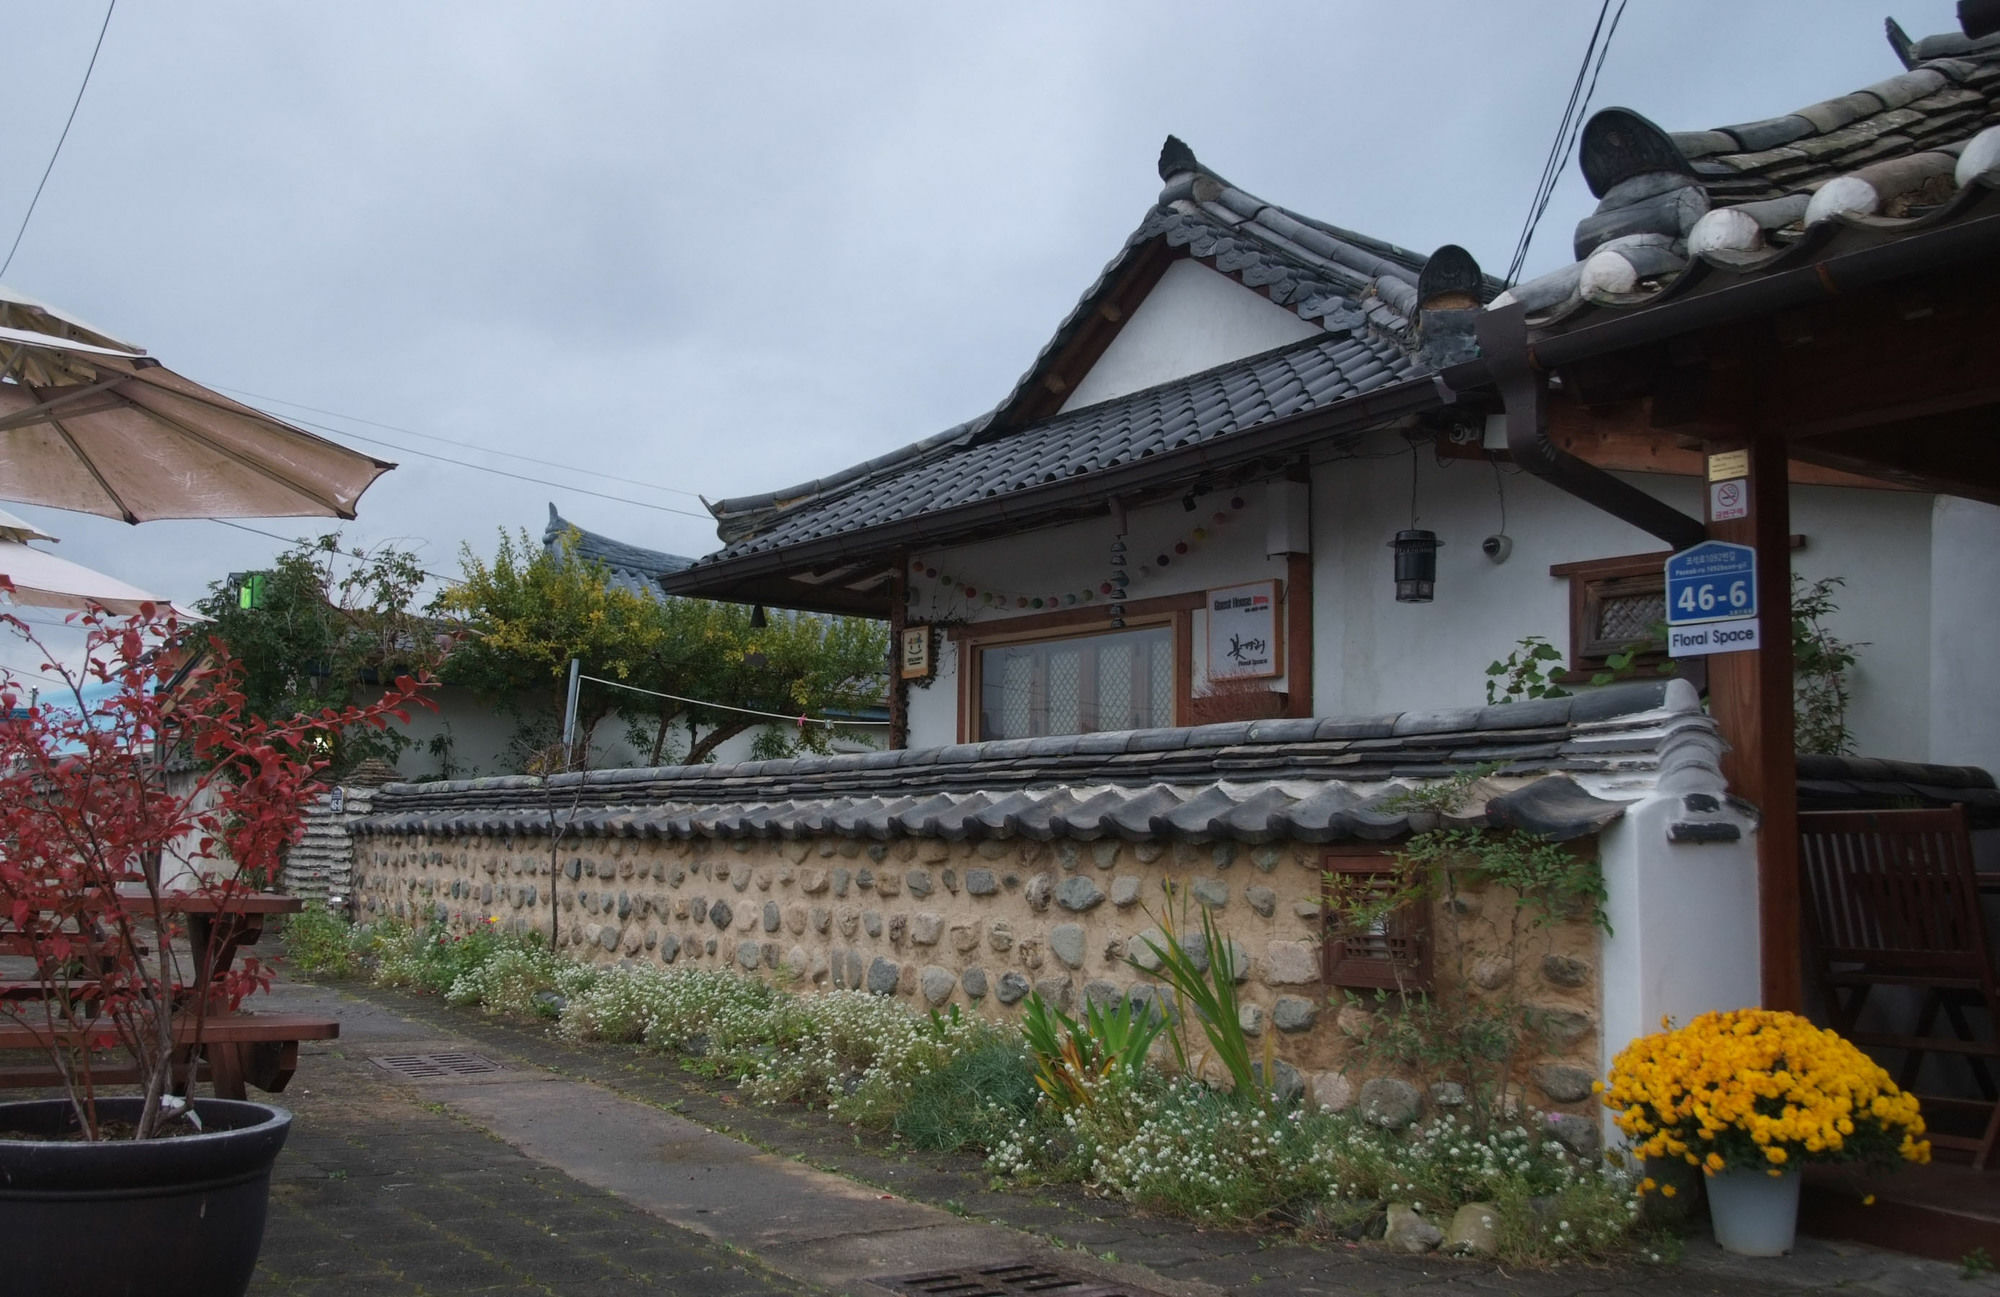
left=370, top=1051, right=504, bottom=1079
left=870, top=1261, right=1162, bottom=1297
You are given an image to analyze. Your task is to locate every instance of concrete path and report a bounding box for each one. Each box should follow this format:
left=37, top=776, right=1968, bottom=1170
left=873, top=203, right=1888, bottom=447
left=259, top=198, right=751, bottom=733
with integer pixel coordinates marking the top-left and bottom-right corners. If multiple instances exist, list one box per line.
left=256, top=977, right=1981, bottom=1297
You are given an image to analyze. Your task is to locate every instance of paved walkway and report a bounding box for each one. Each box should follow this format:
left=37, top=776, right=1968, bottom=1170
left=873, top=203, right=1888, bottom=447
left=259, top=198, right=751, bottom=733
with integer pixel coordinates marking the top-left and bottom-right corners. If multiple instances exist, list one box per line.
left=254, top=976, right=1980, bottom=1297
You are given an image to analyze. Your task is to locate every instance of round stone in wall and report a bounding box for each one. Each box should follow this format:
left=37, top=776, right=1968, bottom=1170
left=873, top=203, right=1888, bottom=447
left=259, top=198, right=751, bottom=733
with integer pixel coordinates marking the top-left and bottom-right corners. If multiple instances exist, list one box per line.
left=1534, top=1064, right=1597, bottom=1104
left=995, top=970, right=1030, bottom=1005
left=1311, top=1071, right=1354, bottom=1112
left=961, top=966, right=989, bottom=999
left=1048, top=924, right=1086, bottom=970
left=1541, top=954, right=1591, bottom=988
left=919, top=966, right=956, bottom=1006
left=1272, top=995, right=1317, bottom=1032
left=1359, top=1078, right=1422, bottom=1130
left=866, top=956, right=900, bottom=995
left=965, top=868, right=998, bottom=896
left=1055, top=876, right=1104, bottom=912
left=709, top=899, right=734, bottom=929
left=1083, top=980, right=1121, bottom=1010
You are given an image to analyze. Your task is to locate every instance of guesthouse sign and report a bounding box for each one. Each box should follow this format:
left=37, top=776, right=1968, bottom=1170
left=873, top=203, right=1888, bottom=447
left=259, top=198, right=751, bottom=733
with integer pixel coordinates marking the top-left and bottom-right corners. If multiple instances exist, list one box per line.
left=1206, top=580, right=1279, bottom=680
left=1664, top=540, right=1759, bottom=657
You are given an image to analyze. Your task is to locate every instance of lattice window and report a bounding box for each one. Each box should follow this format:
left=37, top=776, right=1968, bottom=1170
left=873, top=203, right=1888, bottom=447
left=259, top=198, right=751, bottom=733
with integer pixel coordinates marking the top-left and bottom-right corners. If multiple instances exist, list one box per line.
left=1322, top=847, right=1431, bottom=991
left=976, top=623, right=1175, bottom=740
left=1548, top=551, right=1673, bottom=680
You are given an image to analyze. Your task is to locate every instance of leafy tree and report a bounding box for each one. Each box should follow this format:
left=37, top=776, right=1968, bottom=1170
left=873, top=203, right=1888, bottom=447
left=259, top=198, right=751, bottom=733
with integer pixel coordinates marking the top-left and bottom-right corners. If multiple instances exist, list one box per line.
left=440, top=528, right=886, bottom=768
left=194, top=534, right=443, bottom=775
left=438, top=528, right=666, bottom=767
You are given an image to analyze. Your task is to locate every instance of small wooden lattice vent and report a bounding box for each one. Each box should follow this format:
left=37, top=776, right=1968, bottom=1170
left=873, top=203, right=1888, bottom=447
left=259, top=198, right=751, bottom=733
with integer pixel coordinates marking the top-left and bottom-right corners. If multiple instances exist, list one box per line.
left=1322, top=847, right=1430, bottom=991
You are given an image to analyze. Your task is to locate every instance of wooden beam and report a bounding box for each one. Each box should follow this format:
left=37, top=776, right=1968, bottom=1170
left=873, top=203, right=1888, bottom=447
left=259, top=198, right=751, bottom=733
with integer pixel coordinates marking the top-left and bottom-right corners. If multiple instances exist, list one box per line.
left=888, top=562, right=908, bottom=750
left=1285, top=551, right=1313, bottom=719
left=1704, top=434, right=1802, bottom=1011
left=1785, top=405, right=2000, bottom=506
left=1548, top=420, right=1911, bottom=492
left=1432, top=407, right=1910, bottom=490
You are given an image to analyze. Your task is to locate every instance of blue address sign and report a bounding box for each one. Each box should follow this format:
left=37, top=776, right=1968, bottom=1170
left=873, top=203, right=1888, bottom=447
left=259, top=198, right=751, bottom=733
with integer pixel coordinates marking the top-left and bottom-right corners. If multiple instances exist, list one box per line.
left=1664, top=540, right=1757, bottom=627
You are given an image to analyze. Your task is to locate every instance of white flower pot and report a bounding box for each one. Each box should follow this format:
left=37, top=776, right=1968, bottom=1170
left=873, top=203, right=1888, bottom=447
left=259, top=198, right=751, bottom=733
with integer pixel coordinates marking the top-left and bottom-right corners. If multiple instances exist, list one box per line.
left=1705, top=1166, right=1801, bottom=1256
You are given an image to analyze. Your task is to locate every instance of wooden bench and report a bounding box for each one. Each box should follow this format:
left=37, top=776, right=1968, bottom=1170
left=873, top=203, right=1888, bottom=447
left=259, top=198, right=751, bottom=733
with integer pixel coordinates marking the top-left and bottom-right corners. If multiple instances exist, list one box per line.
left=0, top=1012, right=340, bottom=1100
left=1799, top=805, right=2000, bottom=1168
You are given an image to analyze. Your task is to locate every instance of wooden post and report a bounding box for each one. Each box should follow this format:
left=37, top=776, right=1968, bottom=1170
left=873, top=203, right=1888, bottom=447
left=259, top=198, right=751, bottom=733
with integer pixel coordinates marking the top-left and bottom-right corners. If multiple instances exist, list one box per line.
left=1281, top=463, right=1314, bottom=719
left=888, top=561, right=909, bottom=750
left=1704, top=434, right=1802, bottom=1010
left=1285, top=552, right=1313, bottom=718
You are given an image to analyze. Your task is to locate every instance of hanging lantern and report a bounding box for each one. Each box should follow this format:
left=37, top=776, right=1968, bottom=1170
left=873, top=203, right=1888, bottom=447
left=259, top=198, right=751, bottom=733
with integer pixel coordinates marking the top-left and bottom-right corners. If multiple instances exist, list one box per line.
left=1389, top=530, right=1442, bottom=603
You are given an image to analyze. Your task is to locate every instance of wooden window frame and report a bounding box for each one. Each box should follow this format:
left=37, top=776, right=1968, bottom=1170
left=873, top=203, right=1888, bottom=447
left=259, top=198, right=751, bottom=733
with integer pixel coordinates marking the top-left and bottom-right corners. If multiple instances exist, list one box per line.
left=1550, top=536, right=1803, bottom=684
left=1547, top=550, right=1673, bottom=683
left=1321, top=844, right=1431, bottom=992
left=951, top=593, right=1199, bottom=742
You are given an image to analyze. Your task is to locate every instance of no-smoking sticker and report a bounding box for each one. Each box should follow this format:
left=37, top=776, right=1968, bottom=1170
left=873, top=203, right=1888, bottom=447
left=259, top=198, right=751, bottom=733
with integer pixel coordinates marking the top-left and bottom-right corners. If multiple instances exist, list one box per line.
left=1711, top=478, right=1748, bottom=522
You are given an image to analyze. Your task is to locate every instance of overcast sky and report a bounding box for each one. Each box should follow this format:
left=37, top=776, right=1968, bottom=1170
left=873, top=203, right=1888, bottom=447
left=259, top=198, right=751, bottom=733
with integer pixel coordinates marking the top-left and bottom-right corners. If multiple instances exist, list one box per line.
left=0, top=0, right=1966, bottom=680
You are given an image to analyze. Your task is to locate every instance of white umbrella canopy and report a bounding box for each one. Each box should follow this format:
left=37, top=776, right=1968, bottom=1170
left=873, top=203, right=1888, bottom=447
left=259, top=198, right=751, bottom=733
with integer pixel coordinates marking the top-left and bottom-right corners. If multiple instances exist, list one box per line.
left=0, top=286, right=394, bottom=523
left=0, top=537, right=177, bottom=616
left=0, top=504, right=56, bottom=544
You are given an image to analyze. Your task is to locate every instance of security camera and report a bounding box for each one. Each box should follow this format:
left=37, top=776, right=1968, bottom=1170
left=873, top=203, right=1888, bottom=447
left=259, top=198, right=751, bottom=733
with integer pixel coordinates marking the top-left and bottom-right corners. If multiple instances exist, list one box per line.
left=1481, top=534, right=1513, bottom=564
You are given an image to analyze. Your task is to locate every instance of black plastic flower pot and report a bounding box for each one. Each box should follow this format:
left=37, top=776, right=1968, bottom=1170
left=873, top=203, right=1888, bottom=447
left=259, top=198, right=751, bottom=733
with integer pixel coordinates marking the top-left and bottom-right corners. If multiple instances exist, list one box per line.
left=0, top=1097, right=292, bottom=1297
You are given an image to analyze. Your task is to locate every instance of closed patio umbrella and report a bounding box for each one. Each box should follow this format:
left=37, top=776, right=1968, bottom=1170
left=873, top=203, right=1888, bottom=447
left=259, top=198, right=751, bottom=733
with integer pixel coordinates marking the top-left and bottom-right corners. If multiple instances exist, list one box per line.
left=0, top=286, right=394, bottom=523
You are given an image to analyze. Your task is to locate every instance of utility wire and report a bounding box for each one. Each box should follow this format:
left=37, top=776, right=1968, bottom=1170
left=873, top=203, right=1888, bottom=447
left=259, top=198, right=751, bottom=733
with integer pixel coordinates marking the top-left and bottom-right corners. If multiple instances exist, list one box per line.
left=205, top=517, right=463, bottom=587
left=212, top=383, right=707, bottom=502
left=577, top=671, right=889, bottom=728
left=1, top=0, right=117, bottom=279
left=273, top=410, right=714, bottom=520
left=1503, top=0, right=1629, bottom=287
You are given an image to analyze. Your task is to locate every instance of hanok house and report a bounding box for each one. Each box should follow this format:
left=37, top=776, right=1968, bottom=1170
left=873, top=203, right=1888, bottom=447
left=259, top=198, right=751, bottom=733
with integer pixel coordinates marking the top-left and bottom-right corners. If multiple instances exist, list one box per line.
left=352, top=15, right=2000, bottom=1234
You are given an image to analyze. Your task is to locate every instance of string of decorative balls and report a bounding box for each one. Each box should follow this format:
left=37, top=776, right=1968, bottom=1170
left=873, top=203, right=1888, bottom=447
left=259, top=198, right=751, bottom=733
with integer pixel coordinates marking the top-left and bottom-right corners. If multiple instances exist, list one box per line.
left=905, top=492, right=1251, bottom=614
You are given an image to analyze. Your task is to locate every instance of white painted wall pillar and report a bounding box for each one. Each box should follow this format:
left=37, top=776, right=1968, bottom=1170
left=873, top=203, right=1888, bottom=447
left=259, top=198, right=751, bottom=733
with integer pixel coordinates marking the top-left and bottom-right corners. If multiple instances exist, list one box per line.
left=1929, top=496, right=2000, bottom=774
left=1595, top=681, right=1763, bottom=1148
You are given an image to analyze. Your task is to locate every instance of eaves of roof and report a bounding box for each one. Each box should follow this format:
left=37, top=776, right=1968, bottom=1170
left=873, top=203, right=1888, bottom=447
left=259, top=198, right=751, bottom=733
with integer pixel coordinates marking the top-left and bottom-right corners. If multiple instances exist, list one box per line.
left=662, top=352, right=1442, bottom=603
left=1444, top=184, right=2000, bottom=392
left=1496, top=28, right=2000, bottom=334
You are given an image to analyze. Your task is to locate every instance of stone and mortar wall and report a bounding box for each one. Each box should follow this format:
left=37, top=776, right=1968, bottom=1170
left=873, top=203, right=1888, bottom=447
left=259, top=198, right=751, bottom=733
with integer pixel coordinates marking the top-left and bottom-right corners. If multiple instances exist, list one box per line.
left=353, top=826, right=1605, bottom=1124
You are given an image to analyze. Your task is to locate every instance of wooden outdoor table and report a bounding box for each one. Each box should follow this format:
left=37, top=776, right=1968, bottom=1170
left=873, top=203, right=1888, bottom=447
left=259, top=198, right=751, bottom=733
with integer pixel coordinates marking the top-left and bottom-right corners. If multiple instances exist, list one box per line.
left=114, top=886, right=302, bottom=1001
left=0, top=889, right=333, bottom=1099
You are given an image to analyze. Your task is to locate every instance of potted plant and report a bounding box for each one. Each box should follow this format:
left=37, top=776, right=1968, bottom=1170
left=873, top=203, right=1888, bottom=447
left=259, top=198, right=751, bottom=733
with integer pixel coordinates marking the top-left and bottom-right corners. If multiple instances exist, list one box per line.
left=0, top=596, right=426, bottom=1297
left=1601, top=1008, right=1931, bottom=1255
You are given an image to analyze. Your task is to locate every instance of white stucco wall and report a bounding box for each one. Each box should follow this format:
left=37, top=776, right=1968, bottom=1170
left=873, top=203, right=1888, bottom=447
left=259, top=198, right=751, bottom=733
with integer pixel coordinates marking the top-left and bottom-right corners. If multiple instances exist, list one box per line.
left=1929, top=496, right=2000, bottom=775
left=902, top=426, right=1961, bottom=764
left=1310, top=435, right=1942, bottom=761
left=1058, top=259, right=1320, bottom=413
left=375, top=684, right=851, bottom=779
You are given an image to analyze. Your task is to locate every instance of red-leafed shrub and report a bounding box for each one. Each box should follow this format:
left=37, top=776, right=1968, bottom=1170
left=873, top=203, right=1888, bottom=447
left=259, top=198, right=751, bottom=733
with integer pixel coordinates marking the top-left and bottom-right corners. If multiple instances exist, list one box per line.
left=0, top=593, right=429, bottom=1138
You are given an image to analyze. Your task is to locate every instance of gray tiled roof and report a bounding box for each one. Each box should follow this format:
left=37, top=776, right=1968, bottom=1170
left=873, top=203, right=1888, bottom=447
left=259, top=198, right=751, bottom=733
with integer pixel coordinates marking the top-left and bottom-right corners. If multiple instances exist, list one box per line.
left=1797, top=753, right=2000, bottom=825
left=696, top=138, right=1476, bottom=561
left=697, top=332, right=1415, bottom=562
left=355, top=681, right=1724, bottom=846
left=1501, top=26, right=2000, bottom=326
left=544, top=503, right=693, bottom=600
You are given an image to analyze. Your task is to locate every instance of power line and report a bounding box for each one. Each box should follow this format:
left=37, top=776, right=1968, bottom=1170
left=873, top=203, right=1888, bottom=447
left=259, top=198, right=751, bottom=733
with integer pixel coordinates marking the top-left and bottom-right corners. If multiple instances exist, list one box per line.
left=211, top=383, right=707, bottom=502
left=1503, top=0, right=1629, bottom=287
left=1, top=0, right=117, bottom=279
left=205, top=517, right=463, bottom=587
left=272, top=409, right=715, bottom=520
left=577, top=672, right=889, bottom=728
